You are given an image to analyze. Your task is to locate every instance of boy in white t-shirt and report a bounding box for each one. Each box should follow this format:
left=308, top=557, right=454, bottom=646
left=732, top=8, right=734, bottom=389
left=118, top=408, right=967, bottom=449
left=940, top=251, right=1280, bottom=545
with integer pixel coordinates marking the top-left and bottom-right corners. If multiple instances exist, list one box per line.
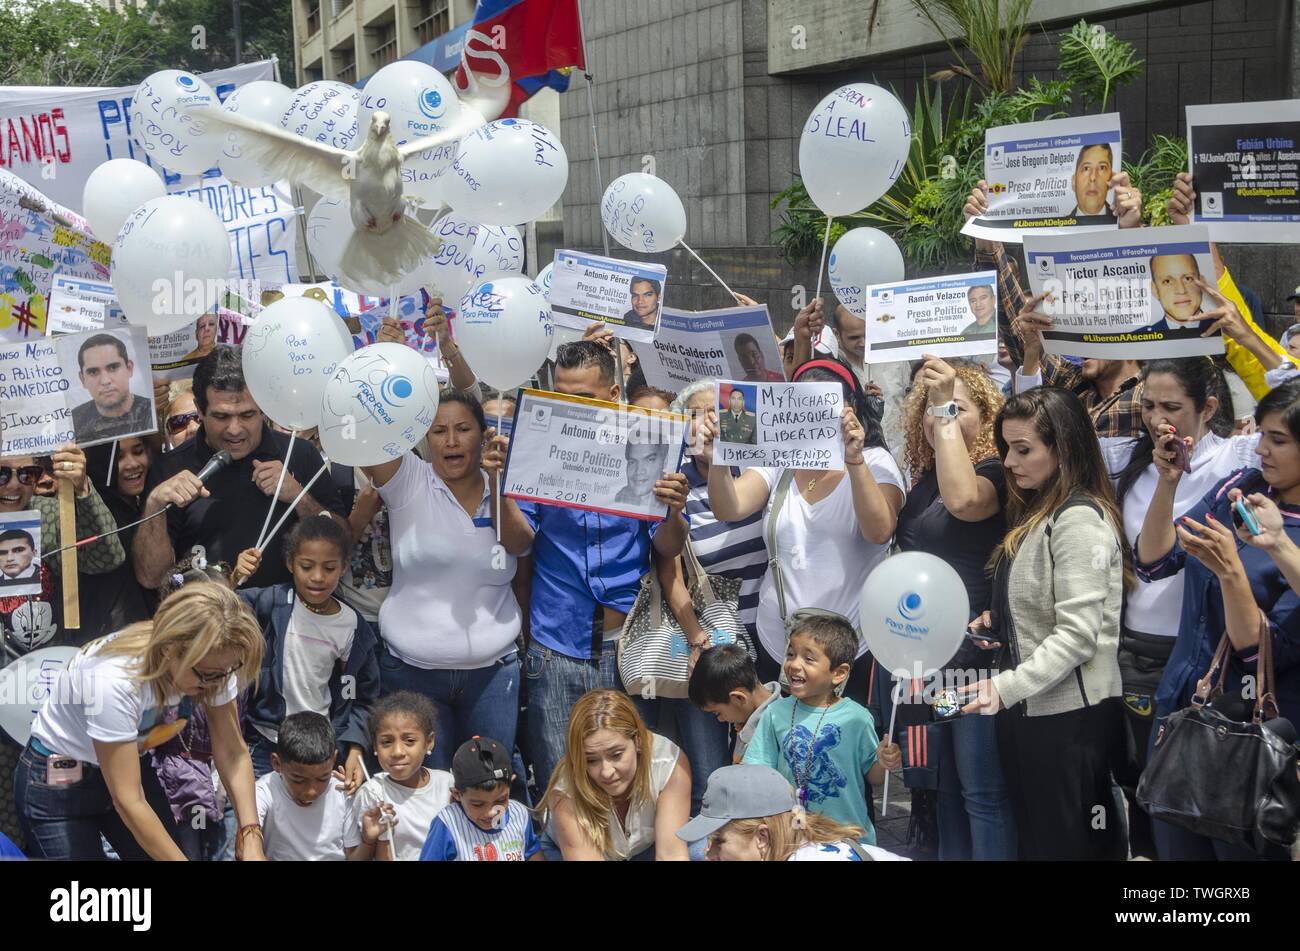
left=255, top=712, right=349, bottom=861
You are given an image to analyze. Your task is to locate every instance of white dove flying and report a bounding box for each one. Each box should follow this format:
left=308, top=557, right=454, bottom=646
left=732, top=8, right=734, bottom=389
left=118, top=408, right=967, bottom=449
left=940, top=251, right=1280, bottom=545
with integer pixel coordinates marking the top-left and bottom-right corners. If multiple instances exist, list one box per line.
left=200, top=106, right=481, bottom=289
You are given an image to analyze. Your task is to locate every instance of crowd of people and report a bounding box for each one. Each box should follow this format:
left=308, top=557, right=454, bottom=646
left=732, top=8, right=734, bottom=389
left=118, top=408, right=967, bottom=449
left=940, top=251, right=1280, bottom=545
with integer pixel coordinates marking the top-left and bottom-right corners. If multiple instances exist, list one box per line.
left=0, top=168, right=1297, bottom=863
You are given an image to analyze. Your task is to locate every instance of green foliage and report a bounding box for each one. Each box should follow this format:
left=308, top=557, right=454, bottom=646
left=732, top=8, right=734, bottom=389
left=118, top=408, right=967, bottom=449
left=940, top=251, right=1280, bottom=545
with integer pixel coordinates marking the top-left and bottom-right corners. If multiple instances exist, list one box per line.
left=908, top=0, right=1036, bottom=94
left=1057, top=20, right=1143, bottom=112
left=1124, top=134, right=1189, bottom=226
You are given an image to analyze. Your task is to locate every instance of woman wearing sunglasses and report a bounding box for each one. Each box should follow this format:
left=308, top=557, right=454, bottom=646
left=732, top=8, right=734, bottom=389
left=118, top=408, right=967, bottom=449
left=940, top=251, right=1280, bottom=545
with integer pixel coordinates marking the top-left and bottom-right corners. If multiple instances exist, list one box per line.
left=162, top=381, right=202, bottom=451
left=16, top=582, right=266, bottom=860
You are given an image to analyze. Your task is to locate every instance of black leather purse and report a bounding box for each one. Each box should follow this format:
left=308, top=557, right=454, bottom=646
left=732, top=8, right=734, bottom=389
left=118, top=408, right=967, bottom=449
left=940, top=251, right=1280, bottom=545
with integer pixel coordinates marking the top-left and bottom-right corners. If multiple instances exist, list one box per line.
left=1137, top=614, right=1300, bottom=855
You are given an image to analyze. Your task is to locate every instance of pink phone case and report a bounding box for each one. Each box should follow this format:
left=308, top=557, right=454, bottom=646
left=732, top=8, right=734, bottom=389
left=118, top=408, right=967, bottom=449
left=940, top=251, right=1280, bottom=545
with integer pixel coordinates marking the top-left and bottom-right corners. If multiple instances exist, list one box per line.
left=46, top=757, right=84, bottom=786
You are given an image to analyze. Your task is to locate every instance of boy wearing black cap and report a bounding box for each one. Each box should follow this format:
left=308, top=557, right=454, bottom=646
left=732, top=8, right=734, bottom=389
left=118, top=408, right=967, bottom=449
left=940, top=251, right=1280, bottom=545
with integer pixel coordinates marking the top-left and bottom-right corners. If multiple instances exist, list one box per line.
left=420, top=737, right=543, bottom=861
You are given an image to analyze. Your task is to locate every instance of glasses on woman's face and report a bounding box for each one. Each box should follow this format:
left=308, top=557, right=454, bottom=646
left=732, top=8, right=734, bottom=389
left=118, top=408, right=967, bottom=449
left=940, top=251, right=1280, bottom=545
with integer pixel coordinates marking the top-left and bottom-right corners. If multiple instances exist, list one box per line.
left=0, top=465, right=47, bottom=487
left=166, top=412, right=201, bottom=435
left=191, top=659, right=241, bottom=686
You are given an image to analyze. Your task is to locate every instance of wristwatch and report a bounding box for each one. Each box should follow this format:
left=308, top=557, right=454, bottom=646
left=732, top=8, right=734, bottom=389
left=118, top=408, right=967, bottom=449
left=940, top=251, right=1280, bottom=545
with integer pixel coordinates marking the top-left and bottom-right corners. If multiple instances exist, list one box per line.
left=926, top=401, right=958, bottom=420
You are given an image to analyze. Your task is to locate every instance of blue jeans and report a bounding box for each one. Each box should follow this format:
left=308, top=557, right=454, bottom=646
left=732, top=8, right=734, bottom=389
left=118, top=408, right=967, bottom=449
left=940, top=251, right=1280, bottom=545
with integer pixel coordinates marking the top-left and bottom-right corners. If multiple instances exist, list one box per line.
left=379, top=648, right=521, bottom=771
left=15, top=741, right=177, bottom=861
left=633, top=698, right=730, bottom=813
left=524, top=641, right=621, bottom=796
left=935, top=713, right=1017, bottom=860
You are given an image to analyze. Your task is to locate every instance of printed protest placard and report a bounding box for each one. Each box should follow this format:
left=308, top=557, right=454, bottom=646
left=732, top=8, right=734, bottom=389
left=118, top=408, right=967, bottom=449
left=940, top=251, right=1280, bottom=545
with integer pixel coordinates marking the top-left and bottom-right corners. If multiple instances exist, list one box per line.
left=962, top=113, right=1122, bottom=242
left=1188, top=100, right=1300, bottom=243
left=863, top=271, right=999, bottom=364
left=1022, top=225, right=1222, bottom=360
left=503, top=389, right=687, bottom=521
left=548, top=250, right=667, bottom=344
left=0, top=324, right=157, bottom=454
left=0, top=511, right=42, bottom=598
left=712, top=380, right=843, bottom=470
left=46, top=274, right=123, bottom=335
left=640, top=304, right=784, bottom=391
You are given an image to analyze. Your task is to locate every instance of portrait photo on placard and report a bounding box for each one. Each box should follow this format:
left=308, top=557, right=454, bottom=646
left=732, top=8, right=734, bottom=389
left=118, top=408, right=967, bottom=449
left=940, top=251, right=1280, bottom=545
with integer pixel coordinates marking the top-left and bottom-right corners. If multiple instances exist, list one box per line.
left=0, top=512, right=43, bottom=598
left=724, top=328, right=785, bottom=382
left=717, top=382, right=759, bottom=445
left=622, top=272, right=663, bottom=332
left=57, top=327, right=156, bottom=446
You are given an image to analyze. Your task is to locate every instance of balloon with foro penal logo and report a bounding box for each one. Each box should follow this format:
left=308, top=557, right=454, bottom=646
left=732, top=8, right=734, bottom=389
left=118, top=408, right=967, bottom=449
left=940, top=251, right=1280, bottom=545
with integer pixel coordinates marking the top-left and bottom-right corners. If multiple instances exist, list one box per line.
left=111, top=195, right=231, bottom=336
left=241, top=296, right=355, bottom=432
left=318, top=343, right=441, bottom=467
left=859, top=551, right=969, bottom=679
left=455, top=276, right=553, bottom=392
left=217, top=80, right=297, bottom=187
left=127, top=70, right=224, bottom=176
left=424, top=212, right=524, bottom=305
left=441, top=118, right=568, bottom=226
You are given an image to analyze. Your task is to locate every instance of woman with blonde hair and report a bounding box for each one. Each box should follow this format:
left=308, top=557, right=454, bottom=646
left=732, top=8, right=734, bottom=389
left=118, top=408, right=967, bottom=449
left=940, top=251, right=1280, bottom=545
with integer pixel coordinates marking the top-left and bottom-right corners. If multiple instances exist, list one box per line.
left=16, top=582, right=266, bottom=860
left=541, top=689, right=691, bottom=861
left=895, top=356, right=1016, bottom=860
left=679, top=764, right=906, bottom=861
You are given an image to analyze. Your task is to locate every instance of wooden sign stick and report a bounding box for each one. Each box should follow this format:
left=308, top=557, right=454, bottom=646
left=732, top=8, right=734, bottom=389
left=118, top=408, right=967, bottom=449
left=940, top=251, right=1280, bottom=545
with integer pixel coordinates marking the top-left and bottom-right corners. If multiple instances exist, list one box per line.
left=59, top=479, right=79, bottom=630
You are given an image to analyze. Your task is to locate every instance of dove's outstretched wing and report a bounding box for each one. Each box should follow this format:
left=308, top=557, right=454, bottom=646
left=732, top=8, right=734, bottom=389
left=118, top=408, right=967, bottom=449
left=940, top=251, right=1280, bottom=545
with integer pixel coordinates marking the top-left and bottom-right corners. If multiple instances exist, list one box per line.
left=202, top=108, right=355, bottom=200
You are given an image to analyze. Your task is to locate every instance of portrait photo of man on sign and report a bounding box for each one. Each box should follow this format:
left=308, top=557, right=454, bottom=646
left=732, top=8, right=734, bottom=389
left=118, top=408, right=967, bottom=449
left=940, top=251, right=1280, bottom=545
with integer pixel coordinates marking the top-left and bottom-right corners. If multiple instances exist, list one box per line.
left=718, top=383, right=758, bottom=445
left=1070, top=143, right=1117, bottom=220
left=961, top=284, right=999, bottom=339
left=63, top=330, right=156, bottom=445
left=623, top=275, right=662, bottom=330
left=1148, top=253, right=1207, bottom=329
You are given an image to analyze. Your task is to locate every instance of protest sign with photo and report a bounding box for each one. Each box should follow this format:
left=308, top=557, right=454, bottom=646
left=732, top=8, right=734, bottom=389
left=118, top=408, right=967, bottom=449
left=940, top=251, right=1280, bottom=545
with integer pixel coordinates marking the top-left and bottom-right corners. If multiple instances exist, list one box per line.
left=1188, top=100, right=1300, bottom=243
left=0, top=512, right=43, bottom=598
left=1022, top=225, right=1222, bottom=360
left=640, top=304, right=784, bottom=391
left=0, top=324, right=157, bottom=455
left=503, top=389, right=687, bottom=521
left=863, top=271, right=999, bottom=364
left=961, top=113, right=1122, bottom=242
left=712, top=380, right=843, bottom=470
left=548, top=250, right=667, bottom=344
left=46, top=274, right=123, bottom=335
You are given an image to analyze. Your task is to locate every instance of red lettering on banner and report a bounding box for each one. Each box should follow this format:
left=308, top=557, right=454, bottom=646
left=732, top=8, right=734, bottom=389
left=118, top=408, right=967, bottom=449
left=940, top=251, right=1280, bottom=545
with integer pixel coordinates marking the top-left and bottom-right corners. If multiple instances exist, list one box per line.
left=1, top=110, right=74, bottom=167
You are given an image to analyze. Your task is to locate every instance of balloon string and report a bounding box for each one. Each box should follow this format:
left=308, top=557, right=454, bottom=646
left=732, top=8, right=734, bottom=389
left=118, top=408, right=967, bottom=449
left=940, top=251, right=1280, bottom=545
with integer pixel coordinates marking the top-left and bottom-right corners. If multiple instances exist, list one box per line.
left=257, top=457, right=330, bottom=555
left=389, top=284, right=399, bottom=321
left=812, top=217, right=832, bottom=349
left=256, top=429, right=296, bottom=551
left=495, top=404, right=503, bottom=546
left=679, top=240, right=739, bottom=302
left=880, top=680, right=901, bottom=818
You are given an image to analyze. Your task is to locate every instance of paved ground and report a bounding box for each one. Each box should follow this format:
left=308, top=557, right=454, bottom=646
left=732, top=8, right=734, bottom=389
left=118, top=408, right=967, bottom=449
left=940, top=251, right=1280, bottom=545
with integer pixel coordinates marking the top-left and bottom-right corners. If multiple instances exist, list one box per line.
left=872, top=771, right=918, bottom=856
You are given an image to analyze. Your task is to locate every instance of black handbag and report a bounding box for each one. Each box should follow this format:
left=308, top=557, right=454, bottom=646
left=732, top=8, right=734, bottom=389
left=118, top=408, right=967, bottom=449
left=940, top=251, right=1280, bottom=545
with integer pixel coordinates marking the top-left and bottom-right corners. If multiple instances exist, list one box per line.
left=1137, top=614, right=1300, bottom=855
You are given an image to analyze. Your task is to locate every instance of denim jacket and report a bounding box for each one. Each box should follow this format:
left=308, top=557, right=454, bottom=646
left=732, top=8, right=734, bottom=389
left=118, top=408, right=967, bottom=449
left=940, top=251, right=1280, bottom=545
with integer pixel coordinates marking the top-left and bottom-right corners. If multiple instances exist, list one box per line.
left=239, top=584, right=380, bottom=751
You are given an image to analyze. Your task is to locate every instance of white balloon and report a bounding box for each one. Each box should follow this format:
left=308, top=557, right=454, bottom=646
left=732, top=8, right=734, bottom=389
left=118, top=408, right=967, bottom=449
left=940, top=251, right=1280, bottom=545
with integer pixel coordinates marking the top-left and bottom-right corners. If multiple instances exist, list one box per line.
left=536, top=263, right=554, bottom=299
left=280, top=81, right=361, bottom=153
left=81, top=159, right=165, bottom=241
left=128, top=70, right=222, bottom=176
left=241, top=297, right=355, bottom=430
left=600, top=172, right=687, bottom=253
left=798, top=83, right=912, bottom=216
left=456, top=277, right=553, bottom=391
left=828, top=227, right=906, bottom=318
left=306, top=197, right=434, bottom=298
left=0, top=647, right=79, bottom=745
left=859, top=552, right=970, bottom=678
left=424, top=213, right=523, bottom=305
left=319, top=343, right=440, bottom=466
left=219, top=80, right=296, bottom=186
left=111, top=196, right=231, bottom=336
left=358, top=61, right=462, bottom=208
left=442, top=118, right=568, bottom=225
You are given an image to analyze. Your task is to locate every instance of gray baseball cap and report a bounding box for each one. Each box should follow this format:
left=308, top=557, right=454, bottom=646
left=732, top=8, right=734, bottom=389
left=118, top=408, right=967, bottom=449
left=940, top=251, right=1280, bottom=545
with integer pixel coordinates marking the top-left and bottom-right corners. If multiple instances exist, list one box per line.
left=676, top=764, right=797, bottom=841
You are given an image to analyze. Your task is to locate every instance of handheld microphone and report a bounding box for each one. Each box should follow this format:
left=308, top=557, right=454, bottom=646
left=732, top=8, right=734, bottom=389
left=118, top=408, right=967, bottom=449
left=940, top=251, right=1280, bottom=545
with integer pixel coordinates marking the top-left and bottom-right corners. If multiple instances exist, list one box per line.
left=192, top=450, right=233, bottom=487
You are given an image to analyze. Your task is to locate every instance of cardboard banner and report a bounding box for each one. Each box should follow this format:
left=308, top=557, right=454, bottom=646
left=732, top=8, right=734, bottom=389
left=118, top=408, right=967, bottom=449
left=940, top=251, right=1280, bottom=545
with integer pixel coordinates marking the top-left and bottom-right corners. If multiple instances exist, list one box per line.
left=640, top=304, right=784, bottom=391
left=0, top=61, right=297, bottom=285
left=1188, top=100, right=1300, bottom=243
left=712, top=380, right=843, bottom=470
left=0, top=324, right=157, bottom=454
left=503, top=388, right=687, bottom=521
left=548, top=249, right=667, bottom=343
left=962, top=113, right=1122, bottom=242
left=864, top=271, right=999, bottom=364
left=1022, top=225, right=1223, bottom=360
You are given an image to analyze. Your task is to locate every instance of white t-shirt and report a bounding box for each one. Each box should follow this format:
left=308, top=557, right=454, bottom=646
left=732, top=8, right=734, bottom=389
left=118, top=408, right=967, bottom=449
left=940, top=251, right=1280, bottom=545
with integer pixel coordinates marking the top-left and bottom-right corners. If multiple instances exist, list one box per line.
left=254, top=771, right=349, bottom=861
left=548, top=733, right=681, bottom=861
left=343, top=769, right=454, bottom=861
left=253, top=600, right=357, bottom=744
left=376, top=454, right=521, bottom=669
left=30, top=633, right=238, bottom=765
left=752, top=450, right=905, bottom=662
left=1101, top=432, right=1260, bottom=636
left=788, top=840, right=909, bottom=861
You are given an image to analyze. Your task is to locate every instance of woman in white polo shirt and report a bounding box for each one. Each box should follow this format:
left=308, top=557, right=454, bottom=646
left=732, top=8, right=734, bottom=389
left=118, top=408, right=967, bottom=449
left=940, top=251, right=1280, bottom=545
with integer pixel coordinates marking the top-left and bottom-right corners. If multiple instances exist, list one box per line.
left=16, top=582, right=265, bottom=860
left=363, top=389, right=523, bottom=771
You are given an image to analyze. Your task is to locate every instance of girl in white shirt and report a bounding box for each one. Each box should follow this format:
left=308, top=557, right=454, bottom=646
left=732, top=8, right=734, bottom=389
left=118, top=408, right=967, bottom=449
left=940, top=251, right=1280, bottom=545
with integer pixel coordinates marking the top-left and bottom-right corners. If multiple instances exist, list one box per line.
left=19, top=582, right=265, bottom=860
left=542, top=690, right=691, bottom=861
left=707, top=358, right=905, bottom=704
left=1102, top=358, right=1258, bottom=859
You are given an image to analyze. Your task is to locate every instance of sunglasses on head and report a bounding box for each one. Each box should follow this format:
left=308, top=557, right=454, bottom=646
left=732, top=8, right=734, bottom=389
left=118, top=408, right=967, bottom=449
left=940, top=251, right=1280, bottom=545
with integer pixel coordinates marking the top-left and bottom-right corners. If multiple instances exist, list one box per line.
left=0, top=464, right=49, bottom=487
left=166, top=411, right=200, bottom=435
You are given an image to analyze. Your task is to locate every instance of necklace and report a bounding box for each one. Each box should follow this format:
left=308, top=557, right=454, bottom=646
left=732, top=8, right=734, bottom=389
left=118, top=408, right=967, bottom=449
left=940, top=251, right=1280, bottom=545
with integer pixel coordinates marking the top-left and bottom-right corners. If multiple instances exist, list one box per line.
left=302, top=597, right=338, bottom=615
left=787, top=699, right=834, bottom=807
left=801, top=475, right=818, bottom=495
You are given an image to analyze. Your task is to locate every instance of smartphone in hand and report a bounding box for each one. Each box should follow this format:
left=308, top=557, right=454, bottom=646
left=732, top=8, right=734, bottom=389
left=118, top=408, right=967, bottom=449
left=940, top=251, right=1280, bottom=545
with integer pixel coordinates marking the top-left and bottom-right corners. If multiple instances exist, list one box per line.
left=1233, top=496, right=1262, bottom=536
